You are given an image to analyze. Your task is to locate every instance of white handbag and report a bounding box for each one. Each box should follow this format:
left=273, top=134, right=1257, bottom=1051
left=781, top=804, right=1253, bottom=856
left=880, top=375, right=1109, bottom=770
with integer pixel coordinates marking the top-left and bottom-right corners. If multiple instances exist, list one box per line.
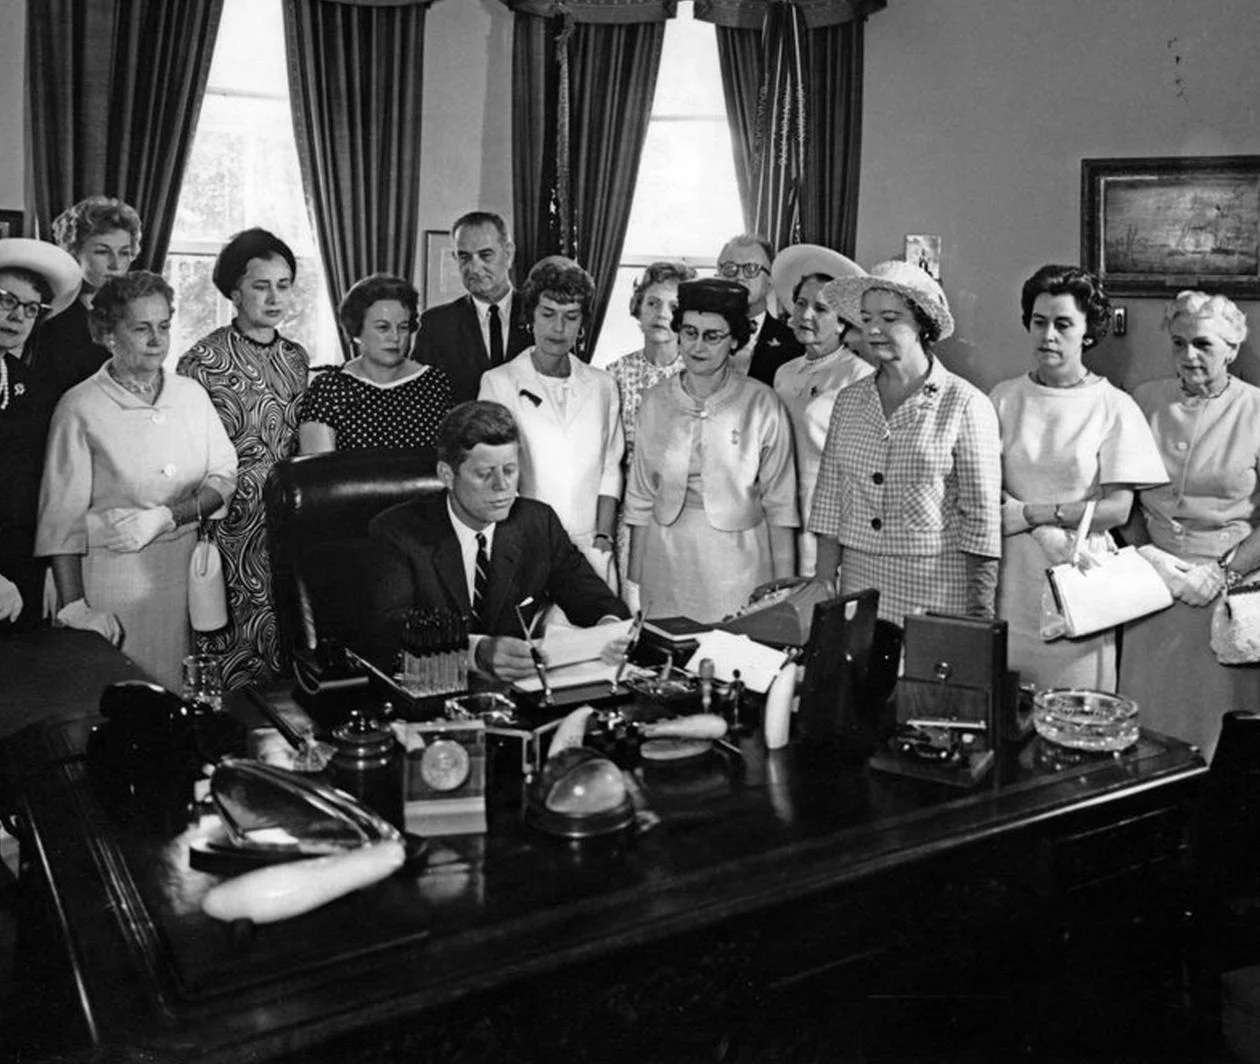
left=188, top=523, right=228, bottom=632
left=1043, top=501, right=1173, bottom=639
left=1211, top=574, right=1260, bottom=665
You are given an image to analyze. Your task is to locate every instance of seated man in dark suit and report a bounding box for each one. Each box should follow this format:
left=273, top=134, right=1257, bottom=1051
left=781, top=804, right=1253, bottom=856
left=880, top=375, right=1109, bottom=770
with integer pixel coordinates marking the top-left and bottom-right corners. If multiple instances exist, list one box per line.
left=716, top=233, right=804, bottom=385
left=367, top=401, right=630, bottom=679
left=413, top=211, right=532, bottom=404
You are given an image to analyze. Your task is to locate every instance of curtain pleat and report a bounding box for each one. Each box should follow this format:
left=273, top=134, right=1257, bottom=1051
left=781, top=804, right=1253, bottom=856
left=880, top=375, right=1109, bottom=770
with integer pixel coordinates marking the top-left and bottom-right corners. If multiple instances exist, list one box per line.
left=283, top=0, right=429, bottom=358
left=28, top=0, right=223, bottom=271
left=715, top=3, right=865, bottom=256
left=510, top=15, right=664, bottom=358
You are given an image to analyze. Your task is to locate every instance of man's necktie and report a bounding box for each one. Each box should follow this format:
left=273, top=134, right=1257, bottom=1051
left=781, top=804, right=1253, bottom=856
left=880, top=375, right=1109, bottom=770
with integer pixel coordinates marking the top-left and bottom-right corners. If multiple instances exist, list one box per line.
left=488, top=304, right=504, bottom=366
left=473, top=532, right=490, bottom=624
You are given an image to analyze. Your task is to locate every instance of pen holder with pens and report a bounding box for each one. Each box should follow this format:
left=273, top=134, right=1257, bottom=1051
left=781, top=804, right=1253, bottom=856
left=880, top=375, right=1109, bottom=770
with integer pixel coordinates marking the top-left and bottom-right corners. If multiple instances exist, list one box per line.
left=399, top=608, right=469, bottom=698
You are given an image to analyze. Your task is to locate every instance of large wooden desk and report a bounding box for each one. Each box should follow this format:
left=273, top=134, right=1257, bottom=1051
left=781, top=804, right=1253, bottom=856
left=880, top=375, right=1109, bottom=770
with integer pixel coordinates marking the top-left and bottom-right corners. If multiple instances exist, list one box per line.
left=1, top=631, right=1208, bottom=1062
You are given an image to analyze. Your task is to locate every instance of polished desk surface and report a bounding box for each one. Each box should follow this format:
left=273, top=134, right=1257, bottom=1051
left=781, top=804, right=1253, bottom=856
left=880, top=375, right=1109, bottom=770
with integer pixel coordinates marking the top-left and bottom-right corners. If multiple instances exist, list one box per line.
left=1, top=630, right=1208, bottom=1062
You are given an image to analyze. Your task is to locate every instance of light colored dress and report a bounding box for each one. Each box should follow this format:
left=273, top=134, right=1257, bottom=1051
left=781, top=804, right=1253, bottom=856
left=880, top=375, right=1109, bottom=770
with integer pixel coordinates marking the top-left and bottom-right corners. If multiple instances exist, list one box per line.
left=479, top=348, right=624, bottom=589
left=624, top=371, right=798, bottom=623
left=1120, top=376, right=1260, bottom=760
left=177, top=325, right=309, bottom=689
left=36, top=367, right=238, bottom=691
left=773, top=345, right=873, bottom=575
left=990, top=373, right=1167, bottom=692
left=607, top=348, right=684, bottom=581
left=810, top=357, right=1001, bottom=625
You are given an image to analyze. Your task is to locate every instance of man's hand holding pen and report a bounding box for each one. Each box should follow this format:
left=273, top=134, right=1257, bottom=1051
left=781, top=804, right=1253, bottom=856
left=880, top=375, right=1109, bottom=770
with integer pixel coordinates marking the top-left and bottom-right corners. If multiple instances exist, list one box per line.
left=474, top=635, right=549, bottom=681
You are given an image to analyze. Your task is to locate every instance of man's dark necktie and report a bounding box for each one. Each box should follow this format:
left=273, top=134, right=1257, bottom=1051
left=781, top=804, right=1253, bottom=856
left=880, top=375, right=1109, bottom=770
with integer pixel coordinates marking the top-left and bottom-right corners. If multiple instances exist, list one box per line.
left=488, top=304, right=504, bottom=366
left=473, top=532, right=490, bottom=624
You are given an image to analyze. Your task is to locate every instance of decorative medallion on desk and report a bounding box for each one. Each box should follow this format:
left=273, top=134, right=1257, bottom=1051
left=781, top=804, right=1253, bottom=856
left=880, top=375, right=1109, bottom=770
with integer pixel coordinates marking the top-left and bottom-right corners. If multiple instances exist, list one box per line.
left=420, top=738, right=471, bottom=791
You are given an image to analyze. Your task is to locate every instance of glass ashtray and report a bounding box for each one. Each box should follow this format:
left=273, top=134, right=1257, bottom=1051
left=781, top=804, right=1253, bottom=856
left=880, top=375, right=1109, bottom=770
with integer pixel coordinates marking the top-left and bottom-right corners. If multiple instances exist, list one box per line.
left=444, top=691, right=519, bottom=727
left=1032, top=688, right=1139, bottom=753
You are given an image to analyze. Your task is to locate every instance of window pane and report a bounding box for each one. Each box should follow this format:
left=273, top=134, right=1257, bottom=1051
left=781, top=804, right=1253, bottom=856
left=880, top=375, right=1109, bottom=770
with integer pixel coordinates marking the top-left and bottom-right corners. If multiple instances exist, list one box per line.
left=206, top=0, right=289, bottom=98
left=591, top=267, right=644, bottom=369
left=652, top=5, right=727, bottom=116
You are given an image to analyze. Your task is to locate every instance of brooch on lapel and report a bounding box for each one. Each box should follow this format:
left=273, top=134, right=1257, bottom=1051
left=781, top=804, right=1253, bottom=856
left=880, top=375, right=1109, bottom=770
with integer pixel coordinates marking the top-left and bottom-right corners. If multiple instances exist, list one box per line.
left=923, top=382, right=939, bottom=396
left=13, top=384, right=24, bottom=397
left=730, top=429, right=741, bottom=445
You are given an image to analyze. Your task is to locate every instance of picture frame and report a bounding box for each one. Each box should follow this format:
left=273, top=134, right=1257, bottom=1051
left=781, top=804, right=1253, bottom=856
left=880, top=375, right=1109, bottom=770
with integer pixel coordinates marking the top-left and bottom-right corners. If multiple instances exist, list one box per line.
left=1081, top=156, right=1260, bottom=298
left=0, top=209, right=23, bottom=239
left=423, top=229, right=464, bottom=311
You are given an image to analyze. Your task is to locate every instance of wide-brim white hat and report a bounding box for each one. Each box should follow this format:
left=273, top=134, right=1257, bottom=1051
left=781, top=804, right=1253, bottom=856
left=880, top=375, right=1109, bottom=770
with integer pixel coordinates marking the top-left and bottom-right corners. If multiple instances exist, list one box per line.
left=0, top=238, right=83, bottom=317
left=826, top=259, right=954, bottom=341
left=770, top=244, right=864, bottom=321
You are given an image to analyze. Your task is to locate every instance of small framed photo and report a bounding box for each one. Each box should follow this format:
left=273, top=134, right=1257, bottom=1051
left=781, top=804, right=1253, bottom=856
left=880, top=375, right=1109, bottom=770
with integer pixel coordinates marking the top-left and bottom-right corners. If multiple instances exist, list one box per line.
left=0, top=210, right=23, bottom=239
left=423, top=229, right=464, bottom=311
left=904, top=234, right=941, bottom=280
left=1082, top=155, right=1260, bottom=297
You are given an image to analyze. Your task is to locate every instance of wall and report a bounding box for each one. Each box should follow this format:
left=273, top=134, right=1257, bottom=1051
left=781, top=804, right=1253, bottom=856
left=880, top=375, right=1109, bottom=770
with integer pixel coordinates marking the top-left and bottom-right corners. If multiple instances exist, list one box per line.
left=857, top=0, right=1260, bottom=393
left=0, top=0, right=27, bottom=217
left=418, top=0, right=514, bottom=279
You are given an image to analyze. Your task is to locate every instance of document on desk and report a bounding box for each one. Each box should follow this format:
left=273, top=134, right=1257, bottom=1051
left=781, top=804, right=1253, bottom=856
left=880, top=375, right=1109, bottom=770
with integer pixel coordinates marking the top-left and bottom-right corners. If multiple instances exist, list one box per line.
left=685, top=631, right=788, bottom=693
left=514, top=619, right=635, bottom=693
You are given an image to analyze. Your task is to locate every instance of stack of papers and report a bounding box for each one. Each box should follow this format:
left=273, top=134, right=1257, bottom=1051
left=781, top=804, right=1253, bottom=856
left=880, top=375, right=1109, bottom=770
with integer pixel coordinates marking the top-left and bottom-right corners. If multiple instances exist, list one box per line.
left=684, top=631, right=788, bottom=693
left=514, top=619, right=635, bottom=693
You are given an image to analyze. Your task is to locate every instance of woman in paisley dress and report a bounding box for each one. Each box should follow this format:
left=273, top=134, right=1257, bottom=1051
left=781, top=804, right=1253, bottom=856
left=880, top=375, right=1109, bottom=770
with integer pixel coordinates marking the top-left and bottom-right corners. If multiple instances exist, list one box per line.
left=606, top=260, right=695, bottom=588
left=177, top=228, right=309, bottom=689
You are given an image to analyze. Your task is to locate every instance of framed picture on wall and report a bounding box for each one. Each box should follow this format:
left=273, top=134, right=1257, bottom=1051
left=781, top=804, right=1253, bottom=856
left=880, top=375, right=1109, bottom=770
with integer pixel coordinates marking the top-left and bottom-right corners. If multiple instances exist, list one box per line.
left=0, top=210, right=23, bottom=239
left=423, top=229, right=464, bottom=311
left=1081, top=155, right=1260, bottom=298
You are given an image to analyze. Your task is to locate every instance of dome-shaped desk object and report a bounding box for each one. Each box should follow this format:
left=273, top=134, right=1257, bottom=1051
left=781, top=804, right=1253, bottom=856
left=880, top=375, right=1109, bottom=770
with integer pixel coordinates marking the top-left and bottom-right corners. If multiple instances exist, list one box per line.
left=525, top=706, right=634, bottom=839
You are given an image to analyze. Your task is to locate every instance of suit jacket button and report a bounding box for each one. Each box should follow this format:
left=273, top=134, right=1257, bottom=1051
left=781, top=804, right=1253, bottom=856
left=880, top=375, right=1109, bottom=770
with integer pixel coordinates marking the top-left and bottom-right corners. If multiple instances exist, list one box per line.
left=871, top=517, right=882, bottom=531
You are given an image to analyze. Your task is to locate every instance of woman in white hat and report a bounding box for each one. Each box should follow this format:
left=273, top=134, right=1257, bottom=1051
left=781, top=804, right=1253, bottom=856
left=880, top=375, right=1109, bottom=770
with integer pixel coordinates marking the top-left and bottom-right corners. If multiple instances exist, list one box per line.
left=810, top=260, right=1001, bottom=623
left=0, top=238, right=83, bottom=631
left=991, top=265, right=1165, bottom=693
left=769, top=245, right=873, bottom=575
left=37, top=272, right=237, bottom=689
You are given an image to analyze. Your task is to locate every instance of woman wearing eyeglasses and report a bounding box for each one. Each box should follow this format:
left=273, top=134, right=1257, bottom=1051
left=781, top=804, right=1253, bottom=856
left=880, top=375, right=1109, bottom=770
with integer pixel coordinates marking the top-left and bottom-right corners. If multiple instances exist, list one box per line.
left=299, top=273, right=452, bottom=453
left=624, top=278, right=798, bottom=622
left=0, top=239, right=83, bottom=631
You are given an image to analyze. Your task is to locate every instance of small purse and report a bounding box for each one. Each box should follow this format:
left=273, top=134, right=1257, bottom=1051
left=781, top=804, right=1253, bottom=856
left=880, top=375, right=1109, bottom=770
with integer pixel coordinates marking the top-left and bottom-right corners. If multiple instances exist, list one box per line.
left=1211, top=573, right=1260, bottom=665
left=1043, top=501, right=1173, bottom=640
left=188, top=520, right=228, bottom=632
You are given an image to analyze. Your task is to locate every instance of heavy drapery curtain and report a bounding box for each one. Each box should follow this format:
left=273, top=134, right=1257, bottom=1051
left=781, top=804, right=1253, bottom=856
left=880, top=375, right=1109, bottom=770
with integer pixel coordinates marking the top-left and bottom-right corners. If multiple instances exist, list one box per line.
left=28, top=0, right=224, bottom=271
left=506, top=1, right=667, bottom=356
left=283, top=0, right=431, bottom=356
left=701, top=0, right=881, bottom=254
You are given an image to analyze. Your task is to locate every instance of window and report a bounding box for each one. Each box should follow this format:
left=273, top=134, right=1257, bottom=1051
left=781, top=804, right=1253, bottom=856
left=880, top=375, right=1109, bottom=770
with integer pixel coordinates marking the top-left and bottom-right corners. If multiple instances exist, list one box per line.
left=164, top=0, right=336, bottom=366
left=592, top=2, right=744, bottom=367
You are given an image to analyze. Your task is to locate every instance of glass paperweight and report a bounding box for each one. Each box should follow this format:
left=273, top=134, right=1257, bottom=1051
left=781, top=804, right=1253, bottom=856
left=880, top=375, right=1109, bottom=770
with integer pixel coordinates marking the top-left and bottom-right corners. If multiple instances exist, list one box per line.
left=1032, top=688, right=1139, bottom=753
left=525, top=748, right=635, bottom=838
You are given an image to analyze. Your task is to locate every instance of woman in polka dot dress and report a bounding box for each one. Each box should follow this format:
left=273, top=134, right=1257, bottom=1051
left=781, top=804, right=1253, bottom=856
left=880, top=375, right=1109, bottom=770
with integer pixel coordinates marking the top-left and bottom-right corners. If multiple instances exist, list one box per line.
left=299, top=274, right=453, bottom=453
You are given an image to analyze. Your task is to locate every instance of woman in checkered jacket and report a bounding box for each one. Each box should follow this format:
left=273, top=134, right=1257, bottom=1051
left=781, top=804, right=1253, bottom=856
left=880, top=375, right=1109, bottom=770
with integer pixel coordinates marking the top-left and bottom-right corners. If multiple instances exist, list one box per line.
left=809, top=261, right=1002, bottom=625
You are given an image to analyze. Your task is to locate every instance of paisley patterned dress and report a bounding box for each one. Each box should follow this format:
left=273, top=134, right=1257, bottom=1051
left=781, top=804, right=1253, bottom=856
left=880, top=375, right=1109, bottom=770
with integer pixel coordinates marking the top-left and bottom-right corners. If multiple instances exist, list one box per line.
left=177, top=325, right=309, bottom=689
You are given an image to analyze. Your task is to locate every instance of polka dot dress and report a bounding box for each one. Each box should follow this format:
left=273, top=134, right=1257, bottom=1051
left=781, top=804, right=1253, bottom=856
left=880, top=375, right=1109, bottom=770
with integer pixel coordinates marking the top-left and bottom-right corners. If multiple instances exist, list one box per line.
left=299, top=364, right=454, bottom=450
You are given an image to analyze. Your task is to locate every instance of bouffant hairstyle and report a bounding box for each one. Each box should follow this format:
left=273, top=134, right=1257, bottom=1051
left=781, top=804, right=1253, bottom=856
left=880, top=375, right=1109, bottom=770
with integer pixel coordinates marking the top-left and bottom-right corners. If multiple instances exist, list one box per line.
left=52, top=196, right=143, bottom=259
left=670, top=279, right=754, bottom=349
left=1020, top=265, right=1111, bottom=346
left=436, top=400, right=520, bottom=471
left=520, top=256, right=596, bottom=322
left=212, top=228, right=297, bottom=298
left=1162, top=289, right=1249, bottom=347
left=87, top=271, right=173, bottom=344
left=628, top=260, right=697, bottom=317
left=337, top=273, right=419, bottom=339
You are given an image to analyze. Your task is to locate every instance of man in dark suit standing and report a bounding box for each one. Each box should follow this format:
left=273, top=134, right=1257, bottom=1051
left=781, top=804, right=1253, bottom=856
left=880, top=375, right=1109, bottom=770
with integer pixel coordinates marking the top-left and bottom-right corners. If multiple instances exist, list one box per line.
left=366, top=401, right=629, bottom=679
left=414, top=211, right=532, bottom=403
left=716, top=233, right=804, bottom=386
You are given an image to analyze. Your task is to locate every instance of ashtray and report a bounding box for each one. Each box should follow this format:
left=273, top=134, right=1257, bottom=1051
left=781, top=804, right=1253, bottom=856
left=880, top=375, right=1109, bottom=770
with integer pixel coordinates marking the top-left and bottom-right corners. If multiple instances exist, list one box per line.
left=1032, top=688, right=1139, bottom=753
left=444, top=691, right=519, bottom=727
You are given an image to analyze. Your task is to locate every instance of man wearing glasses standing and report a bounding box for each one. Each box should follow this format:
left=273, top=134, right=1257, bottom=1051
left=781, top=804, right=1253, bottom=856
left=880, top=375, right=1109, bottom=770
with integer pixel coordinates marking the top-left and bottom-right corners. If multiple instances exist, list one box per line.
left=715, top=233, right=803, bottom=384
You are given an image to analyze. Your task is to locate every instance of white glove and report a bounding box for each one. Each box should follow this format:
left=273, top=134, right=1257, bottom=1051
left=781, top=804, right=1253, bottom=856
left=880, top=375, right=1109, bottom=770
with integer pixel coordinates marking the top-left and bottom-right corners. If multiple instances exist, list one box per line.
left=102, top=506, right=175, bottom=553
left=0, top=573, right=22, bottom=622
left=1177, top=561, right=1225, bottom=607
left=623, top=578, right=642, bottom=615
left=1030, top=525, right=1079, bottom=566
left=1136, top=544, right=1192, bottom=596
left=56, top=598, right=123, bottom=646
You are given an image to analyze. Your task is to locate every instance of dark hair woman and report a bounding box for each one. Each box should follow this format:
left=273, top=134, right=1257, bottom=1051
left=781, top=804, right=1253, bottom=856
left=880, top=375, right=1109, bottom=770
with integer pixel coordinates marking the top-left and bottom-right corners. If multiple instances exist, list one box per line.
left=176, top=228, right=310, bottom=688
left=990, top=264, right=1166, bottom=691
left=299, top=273, right=453, bottom=453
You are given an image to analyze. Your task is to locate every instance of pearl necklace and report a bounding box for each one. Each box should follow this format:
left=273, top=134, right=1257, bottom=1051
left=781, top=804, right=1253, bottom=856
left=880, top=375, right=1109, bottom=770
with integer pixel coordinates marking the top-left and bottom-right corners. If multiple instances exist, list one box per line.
left=0, top=354, right=9, bottom=411
left=1032, top=369, right=1092, bottom=389
left=108, top=361, right=160, bottom=399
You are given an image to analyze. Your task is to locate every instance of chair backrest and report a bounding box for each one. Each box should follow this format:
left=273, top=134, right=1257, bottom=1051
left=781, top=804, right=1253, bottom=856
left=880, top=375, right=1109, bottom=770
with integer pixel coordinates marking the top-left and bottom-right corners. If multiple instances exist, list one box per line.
left=264, top=449, right=445, bottom=661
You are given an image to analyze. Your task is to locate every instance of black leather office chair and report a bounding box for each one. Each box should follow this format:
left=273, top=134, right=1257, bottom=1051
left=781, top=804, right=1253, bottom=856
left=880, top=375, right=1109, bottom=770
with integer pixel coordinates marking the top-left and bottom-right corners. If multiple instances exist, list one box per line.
left=263, top=448, right=444, bottom=707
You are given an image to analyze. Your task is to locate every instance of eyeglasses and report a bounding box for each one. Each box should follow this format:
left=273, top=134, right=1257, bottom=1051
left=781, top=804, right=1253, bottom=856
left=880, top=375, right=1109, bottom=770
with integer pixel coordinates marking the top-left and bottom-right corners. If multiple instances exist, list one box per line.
left=679, top=325, right=732, bottom=345
left=716, top=261, right=769, bottom=281
left=0, top=288, right=49, bottom=320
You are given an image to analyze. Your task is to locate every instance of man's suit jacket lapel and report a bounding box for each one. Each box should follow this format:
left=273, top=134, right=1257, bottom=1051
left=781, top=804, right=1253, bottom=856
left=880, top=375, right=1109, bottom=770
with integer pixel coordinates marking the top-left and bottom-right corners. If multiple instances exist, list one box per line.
left=481, top=515, right=523, bottom=633
left=460, top=295, right=491, bottom=370
left=429, top=507, right=473, bottom=616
